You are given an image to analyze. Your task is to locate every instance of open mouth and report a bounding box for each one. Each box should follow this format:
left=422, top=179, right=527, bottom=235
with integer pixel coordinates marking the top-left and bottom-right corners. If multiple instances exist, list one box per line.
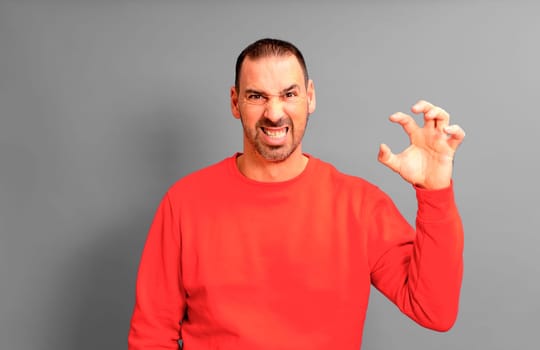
left=261, top=127, right=288, bottom=138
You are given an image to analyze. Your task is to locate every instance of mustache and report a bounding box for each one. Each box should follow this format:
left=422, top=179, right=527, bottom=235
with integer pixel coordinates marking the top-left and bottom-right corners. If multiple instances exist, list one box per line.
left=256, top=117, right=292, bottom=128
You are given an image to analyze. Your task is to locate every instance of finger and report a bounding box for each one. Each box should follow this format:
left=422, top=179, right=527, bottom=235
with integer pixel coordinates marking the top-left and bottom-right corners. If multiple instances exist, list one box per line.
left=389, top=112, right=420, bottom=137
left=443, top=124, right=466, bottom=150
left=425, top=106, right=450, bottom=132
left=412, top=100, right=436, bottom=129
left=378, top=143, right=400, bottom=173
left=411, top=100, right=434, bottom=114
left=413, top=100, right=451, bottom=132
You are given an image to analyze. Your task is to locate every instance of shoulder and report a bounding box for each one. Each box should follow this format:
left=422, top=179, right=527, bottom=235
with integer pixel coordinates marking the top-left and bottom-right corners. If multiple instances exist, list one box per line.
left=311, top=156, right=380, bottom=193
left=309, top=155, right=394, bottom=212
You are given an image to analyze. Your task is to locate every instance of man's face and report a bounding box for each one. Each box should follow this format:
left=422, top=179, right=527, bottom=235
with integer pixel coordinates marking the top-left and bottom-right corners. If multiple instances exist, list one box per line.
left=231, top=55, right=316, bottom=162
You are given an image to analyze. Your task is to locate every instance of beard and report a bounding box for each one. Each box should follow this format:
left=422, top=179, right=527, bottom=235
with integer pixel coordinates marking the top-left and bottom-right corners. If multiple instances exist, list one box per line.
left=240, top=114, right=309, bottom=162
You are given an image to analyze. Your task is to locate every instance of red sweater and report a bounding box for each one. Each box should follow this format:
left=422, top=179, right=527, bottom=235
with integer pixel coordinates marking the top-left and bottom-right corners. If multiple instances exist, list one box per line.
left=128, top=154, right=463, bottom=349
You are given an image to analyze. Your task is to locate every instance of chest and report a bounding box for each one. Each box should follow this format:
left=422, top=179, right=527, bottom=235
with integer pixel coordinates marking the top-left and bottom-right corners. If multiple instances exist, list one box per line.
left=179, top=191, right=370, bottom=298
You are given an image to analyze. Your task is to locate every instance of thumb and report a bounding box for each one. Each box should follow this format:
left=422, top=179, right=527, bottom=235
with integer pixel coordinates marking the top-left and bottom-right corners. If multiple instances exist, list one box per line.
left=378, top=143, right=400, bottom=173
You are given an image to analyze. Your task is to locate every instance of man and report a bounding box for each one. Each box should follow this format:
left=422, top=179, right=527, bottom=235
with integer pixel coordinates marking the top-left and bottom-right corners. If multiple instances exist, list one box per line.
left=128, top=38, right=466, bottom=349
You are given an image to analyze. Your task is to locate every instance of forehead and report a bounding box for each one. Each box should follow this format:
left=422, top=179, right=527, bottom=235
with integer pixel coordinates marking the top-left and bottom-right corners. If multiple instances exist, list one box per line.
left=239, top=55, right=305, bottom=91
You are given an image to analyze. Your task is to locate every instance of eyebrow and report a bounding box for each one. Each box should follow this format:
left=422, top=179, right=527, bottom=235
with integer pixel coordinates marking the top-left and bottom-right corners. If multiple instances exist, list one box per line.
left=244, top=84, right=300, bottom=95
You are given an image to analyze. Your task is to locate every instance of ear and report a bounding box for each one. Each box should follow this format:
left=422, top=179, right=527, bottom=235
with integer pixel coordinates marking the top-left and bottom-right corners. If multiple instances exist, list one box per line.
left=230, top=86, right=241, bottom=119
left=307, top=79, right=316, bottom=114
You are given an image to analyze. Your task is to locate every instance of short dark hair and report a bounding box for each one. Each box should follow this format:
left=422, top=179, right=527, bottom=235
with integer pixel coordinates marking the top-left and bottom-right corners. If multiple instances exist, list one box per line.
left=234, top=38, right=309, bottom=90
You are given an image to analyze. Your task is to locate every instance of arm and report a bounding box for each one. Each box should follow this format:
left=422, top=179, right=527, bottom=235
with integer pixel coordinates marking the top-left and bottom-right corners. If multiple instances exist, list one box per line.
left=128, top=193, right=185, bottom=349
left=369, top=183, right=463, bottom=331
left=371, top=100, right=466, bottom=330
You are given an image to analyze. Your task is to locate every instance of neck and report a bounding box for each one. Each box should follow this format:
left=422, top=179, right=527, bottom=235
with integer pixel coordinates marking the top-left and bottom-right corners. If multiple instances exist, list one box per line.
left=236, top=149, right=309, bottom=182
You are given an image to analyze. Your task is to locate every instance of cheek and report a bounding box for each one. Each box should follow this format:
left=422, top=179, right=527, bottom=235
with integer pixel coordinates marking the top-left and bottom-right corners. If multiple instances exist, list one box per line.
left=286, top=106, right=309, bottom=124
left=240, top=108, right=262, bottom=127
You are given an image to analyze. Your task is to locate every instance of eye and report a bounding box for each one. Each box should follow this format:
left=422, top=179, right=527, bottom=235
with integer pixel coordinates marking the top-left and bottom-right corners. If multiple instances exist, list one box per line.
left=284, top=91, right=297, bottom=98
left=247, top=94, right=264, bottom=101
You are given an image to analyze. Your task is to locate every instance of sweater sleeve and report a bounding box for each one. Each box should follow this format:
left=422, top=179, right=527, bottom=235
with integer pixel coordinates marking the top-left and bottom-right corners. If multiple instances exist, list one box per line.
left=368, top=183, right=464, bottom=331
left=128, top=193, right=185, bottom=349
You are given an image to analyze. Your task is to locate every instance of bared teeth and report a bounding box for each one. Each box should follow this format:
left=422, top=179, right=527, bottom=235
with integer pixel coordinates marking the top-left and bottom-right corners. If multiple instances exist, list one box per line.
left=263, top=127, right=287, bottom=138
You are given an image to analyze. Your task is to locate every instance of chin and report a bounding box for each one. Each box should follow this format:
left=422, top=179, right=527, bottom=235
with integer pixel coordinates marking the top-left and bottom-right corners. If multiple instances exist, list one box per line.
left=258, top=145, right=300, bottom=163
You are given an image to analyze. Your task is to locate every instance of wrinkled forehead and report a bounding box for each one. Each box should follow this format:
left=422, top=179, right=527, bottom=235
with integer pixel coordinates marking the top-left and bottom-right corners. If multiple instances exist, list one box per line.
left=238, top=55, right=306, bottom=92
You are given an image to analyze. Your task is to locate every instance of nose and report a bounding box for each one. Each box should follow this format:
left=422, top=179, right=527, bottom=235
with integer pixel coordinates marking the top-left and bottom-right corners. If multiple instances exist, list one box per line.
left=263, top=96, right=286, bottom=122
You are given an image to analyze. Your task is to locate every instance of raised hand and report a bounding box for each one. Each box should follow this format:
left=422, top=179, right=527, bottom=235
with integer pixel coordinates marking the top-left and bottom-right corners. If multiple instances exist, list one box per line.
left=378, top=100, right=466, bottom=190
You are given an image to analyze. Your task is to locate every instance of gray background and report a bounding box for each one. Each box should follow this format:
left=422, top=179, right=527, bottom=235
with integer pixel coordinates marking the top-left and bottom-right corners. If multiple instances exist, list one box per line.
left=1, top=0, right=538, bottom=349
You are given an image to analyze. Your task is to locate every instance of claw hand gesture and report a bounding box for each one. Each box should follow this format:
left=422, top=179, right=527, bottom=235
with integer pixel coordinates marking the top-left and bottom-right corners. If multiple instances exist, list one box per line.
left=378, top=100, right=466, bottom=190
